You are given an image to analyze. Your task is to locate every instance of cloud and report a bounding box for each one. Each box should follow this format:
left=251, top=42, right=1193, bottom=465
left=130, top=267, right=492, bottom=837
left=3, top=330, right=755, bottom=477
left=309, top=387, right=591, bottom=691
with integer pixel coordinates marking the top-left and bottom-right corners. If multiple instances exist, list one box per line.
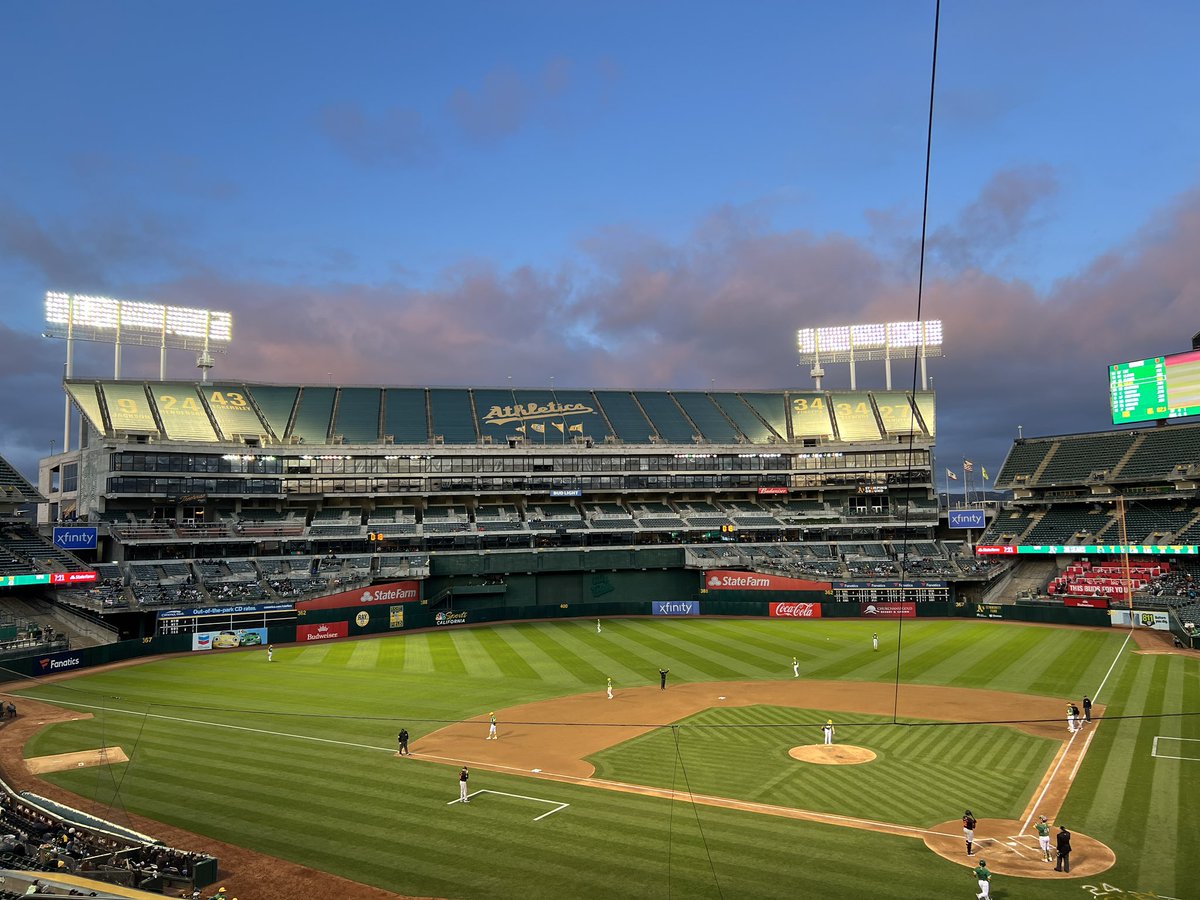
left=3, top=178, right=1200, bottom=484
left=930, top=165, right=1059, bottom=270
left=449, top=60, right=575, bottom=143
left=317, top=103, right=434, bottom=166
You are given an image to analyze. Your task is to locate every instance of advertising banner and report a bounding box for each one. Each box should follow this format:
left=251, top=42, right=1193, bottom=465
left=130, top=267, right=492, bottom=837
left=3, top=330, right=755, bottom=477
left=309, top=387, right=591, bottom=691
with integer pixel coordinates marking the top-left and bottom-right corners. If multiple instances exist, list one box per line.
left=703, top=570, right=831, bottom=592
left=947, top=510, right=986, bottom=530
left=652, top=600, right=699, bottom=616
left=296, top=581, right=421, bottom=611
left=159, top=602, right=293, bottom=619
left=435, top=610, right=469, bottom=626
left=52, top=527, right=98, bottom=551
left=757, top=487, right=789, bottom=495
left=33, top=650, right=85, bottom=676
left=860, top=602, right=917, bottom=618
left=769, top=602, right=821, bottom=618
left=389, top=606, right=405, bottom=629
left=974, top=604, right=1004, bottom=619
left=1064, top=596, right=1109, bottom=609
left=192, top=627, right=269, bottom=651
left=298, top=621, right=349, bottom=642
left=3, top=571, right=97, bottom=589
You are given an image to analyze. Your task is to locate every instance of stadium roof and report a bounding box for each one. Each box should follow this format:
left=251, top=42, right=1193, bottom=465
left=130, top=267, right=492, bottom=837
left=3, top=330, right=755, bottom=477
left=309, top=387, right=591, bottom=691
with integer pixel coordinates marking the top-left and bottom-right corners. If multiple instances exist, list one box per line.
left=65, top=380, right=935, bottom=447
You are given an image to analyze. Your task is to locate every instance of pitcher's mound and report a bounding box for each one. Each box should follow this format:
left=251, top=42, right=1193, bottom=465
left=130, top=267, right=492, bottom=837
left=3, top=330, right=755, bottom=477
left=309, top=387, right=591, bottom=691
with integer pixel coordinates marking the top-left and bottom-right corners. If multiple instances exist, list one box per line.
left=789, top=744, right=876, bottom=765
left=26, top=746, right=129, bottom=774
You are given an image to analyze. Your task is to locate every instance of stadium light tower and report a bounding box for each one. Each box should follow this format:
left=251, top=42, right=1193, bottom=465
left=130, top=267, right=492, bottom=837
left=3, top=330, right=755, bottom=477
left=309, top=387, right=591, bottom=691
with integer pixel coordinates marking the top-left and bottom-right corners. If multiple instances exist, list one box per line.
left=796, top=320, right=943, bottom=390
left=43, top=291, right=233, bottom=451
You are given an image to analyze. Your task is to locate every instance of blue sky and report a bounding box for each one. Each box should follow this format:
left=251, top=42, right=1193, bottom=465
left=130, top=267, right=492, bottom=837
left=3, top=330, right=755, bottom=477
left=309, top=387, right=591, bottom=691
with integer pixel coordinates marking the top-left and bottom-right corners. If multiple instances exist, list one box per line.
left=2, top=1, right=1199, bottom=481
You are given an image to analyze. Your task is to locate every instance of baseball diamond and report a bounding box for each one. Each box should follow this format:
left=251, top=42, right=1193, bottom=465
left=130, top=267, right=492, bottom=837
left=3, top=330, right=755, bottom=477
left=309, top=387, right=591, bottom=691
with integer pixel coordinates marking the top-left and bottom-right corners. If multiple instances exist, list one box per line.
left=4, top=617, right=1196, bottom=899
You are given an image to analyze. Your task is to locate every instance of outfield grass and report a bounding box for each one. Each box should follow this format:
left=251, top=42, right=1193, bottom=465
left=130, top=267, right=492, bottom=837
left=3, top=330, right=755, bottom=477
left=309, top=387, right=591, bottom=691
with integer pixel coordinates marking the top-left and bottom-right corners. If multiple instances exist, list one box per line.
left=13, top=618, right=1197, bottom=899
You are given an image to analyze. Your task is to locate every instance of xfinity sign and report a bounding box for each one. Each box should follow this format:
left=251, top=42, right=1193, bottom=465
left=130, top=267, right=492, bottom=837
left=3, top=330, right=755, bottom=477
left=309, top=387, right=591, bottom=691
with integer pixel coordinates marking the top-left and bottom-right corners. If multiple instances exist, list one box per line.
left=948, top=509, right=986, bottom=530
left=652, top=601, right=699, bottom=616
left=53, top=527, right=97, bottom=550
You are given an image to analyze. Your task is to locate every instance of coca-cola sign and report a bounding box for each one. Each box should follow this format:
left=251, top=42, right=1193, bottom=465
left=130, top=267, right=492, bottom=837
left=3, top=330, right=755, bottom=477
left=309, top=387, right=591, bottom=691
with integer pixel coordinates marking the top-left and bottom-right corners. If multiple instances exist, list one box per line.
left=769, top=602, right=822, bottom=618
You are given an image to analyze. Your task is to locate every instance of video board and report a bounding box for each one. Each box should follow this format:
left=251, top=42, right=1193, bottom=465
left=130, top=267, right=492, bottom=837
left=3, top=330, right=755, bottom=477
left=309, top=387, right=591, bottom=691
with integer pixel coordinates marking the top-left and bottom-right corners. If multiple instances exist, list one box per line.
left=1109, top=349, right=1200, bottom=424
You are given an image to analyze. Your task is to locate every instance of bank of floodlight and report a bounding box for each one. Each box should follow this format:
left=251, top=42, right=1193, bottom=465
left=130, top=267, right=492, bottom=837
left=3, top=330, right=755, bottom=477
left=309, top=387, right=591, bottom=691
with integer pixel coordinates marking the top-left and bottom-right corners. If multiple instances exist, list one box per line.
left=44, top=290, right=235, bottom=453
left=796, top=319, right=943, bottom=389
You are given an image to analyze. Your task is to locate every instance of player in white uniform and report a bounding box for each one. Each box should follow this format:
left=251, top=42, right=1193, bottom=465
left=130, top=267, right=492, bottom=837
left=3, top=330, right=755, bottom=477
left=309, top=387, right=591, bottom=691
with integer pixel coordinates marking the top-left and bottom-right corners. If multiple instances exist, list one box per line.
left=792, top=657, right=799, bottom=677
left=487, top=712, right=498, bottom=740
left=267, top=644, right=273, bottom=662
left=872, top=632, right=879, bottom=651
left=1035, top=815, right=1052, bottom=861
left=606, top=677, right=613, bottom=700
left=822, top=720, right=835, bottom=744
left=459, top=766, right=470, bottom=802
left=597, top=619, right=602, bottom=633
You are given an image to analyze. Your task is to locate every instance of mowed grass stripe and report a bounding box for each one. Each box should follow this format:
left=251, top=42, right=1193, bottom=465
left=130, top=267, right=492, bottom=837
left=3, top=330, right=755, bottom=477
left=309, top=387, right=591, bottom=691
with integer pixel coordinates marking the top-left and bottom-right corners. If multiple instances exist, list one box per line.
left=468, top=625, right=542, bottom=680
left=445, top=628, right=507, bottom=680
left=610, top=621, right=744, bottom=681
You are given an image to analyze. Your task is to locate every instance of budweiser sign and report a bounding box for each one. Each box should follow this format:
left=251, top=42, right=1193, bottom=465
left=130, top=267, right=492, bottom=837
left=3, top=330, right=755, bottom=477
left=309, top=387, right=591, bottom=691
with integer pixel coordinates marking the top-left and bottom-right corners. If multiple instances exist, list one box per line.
left=769, top=602, right=822, bottom=618
left=704, top=570, right=831, bottom=592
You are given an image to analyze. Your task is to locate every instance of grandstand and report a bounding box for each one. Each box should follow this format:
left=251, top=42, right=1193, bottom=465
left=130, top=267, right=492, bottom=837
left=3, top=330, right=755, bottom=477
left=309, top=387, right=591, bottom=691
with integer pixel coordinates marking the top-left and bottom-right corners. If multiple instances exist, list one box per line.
left=12, top=379, right=998, bottom=634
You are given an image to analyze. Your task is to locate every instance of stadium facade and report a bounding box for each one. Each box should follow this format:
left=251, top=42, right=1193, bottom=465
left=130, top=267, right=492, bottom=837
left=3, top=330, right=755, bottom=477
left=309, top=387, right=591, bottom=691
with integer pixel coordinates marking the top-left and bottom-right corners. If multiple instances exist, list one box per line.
left=20, top=379, right=1006, bottom=640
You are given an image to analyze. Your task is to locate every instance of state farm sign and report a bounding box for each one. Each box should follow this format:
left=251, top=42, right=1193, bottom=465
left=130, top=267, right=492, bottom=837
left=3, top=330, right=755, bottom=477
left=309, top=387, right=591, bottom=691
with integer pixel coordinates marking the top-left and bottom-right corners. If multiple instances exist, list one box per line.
left=703, top=570, right=830, bottom=592
left=296, top=581, right=421, bottom=611
left=769, top=602, right=822, bottom=618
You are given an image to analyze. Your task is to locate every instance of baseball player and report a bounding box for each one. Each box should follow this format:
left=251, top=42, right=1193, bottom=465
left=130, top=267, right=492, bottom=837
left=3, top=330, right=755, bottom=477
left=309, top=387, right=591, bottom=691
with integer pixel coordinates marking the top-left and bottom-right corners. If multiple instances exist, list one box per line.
left=972, top=858, right=992, bottom=899
left=597, top=618, right=602, bottom=634
left=606, top=677, right=613, bottom=700
left=487, top=712, right=498, bottom=740
left=872, top=632, right=878, bottom=651
left=822, top=719, right=835, bottom=745
left=1035, top=815, right=1052, bottom=862
left=792, top=657, right=799, bottom=677
left=459, top=766, right=470, bottom=803
left=267, top=644, right=273, bottom=662
left=1067, top=703, right=1077, bottom=733
left=963, top=809, right=977, bottom=856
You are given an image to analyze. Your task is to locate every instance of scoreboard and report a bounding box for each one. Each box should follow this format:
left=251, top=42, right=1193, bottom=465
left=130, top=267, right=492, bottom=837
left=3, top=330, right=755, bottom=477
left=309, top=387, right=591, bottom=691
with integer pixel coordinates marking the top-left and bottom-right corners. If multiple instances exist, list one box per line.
left=1109, top=350, right=1200, bottom=424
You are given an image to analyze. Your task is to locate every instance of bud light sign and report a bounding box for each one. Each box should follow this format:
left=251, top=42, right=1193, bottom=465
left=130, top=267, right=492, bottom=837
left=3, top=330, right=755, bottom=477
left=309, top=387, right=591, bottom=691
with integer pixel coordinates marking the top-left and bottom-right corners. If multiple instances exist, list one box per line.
left=653, top=601, right=698, bottom=616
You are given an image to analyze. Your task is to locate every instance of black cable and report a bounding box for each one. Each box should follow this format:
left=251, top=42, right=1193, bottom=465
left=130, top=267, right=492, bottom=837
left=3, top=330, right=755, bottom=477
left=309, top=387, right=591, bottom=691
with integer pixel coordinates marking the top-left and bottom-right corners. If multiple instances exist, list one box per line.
left=672, top=724, right=724, bottom=900
left=667, top=724, right=679, bottom=900
left=894, top=0, right=942, bottom=725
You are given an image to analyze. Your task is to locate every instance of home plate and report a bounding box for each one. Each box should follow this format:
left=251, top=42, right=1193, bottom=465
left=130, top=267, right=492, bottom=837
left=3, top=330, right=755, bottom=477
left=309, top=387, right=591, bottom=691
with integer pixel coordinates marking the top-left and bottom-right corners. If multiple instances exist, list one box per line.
left=26, top=747, right=129, bottom=774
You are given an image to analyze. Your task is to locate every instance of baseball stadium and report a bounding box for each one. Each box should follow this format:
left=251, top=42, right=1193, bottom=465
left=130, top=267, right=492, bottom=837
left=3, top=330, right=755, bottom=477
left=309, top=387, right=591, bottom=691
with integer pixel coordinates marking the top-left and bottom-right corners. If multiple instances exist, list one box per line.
left=0, top=295, right=1197, bottom=899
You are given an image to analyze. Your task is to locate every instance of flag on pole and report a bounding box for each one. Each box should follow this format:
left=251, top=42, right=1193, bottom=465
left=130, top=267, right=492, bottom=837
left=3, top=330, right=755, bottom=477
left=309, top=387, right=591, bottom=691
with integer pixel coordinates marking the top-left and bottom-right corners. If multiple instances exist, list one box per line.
left=982, top=466, right=989, bottom=481
left=945, top=468, right=958, bottom=481
left=531, top=422, right=545, bottom=433
left=569, top=423, right=583, bottom=434
left=514, top=424, right=526, bottom=434
left=963, top=459, right=975, bottom=472
left=551, top=421, right=565, bottom=433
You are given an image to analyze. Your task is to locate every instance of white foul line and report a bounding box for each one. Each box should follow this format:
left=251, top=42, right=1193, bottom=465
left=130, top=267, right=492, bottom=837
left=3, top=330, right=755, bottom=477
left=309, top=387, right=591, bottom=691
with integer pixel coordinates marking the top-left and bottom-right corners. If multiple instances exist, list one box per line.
left=1020, top=627, right=1133, bottom=835
left=446, top=789, right=568, bottom=821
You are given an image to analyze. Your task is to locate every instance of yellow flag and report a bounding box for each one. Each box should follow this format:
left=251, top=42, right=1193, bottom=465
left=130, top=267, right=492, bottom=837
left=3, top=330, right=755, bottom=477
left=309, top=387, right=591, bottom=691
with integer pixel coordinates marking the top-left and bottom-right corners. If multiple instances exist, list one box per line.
left=569, top=422, right=583, bottom=433
left=552, top=421, right=565, bottom=433
left=531, top=422, right=545, bottom=433
left=515, top=424, right=526, bottom=434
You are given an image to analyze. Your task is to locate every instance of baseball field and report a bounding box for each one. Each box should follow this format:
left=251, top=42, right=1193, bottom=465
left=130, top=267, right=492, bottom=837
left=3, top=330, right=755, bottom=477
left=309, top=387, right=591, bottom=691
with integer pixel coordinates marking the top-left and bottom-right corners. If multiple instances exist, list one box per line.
left=8, top=617, right=1198, bottom=899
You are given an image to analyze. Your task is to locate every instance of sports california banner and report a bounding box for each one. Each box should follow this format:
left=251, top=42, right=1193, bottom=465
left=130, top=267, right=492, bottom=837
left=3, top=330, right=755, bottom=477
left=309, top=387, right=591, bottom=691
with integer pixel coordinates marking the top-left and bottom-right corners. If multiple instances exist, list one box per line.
left=769, top=602, right=822, bottom=618
left=296, top=580, right=421, bottom=611
left=703, top=570, right=831, bottom=592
